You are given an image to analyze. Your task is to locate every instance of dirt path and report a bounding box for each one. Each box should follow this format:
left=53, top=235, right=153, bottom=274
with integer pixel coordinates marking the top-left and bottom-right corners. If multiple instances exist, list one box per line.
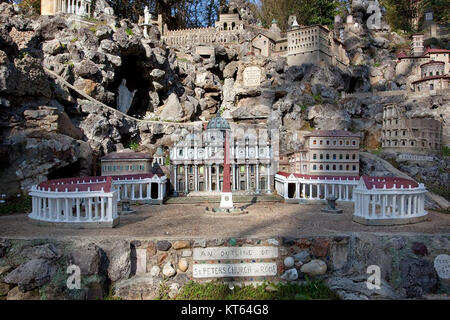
left=0, top=202, right=448, bottom=240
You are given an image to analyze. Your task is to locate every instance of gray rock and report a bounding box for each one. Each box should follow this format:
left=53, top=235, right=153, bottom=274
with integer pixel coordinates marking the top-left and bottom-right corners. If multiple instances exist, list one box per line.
left=156, top=240, right=172, bottom=251
left=293, top=250, right=310, bottom=263
left=326, top=276, right=398, bottom=300
left=114, top=275, right=161, bottom=300
left=100, top=240, right=131, bottom=282
left=150, top=265, right=160, bottom=277
left=284, top=257, right=295, bottom=268
left=74, top=60, right=99, bottom=78
left=42, top=39, right=64, bottom=55
left=281, top=268, right=298, bottom=281
left=400, top=257, right=439, bottom=298
left=300, top=259, right=327, bottom=276
left=69, top=243, right=102, bottom=275
left=158, top=93, right=184, bottom=121
left=4, top=259, right=57, bottom=291
left=22, top=243, right=60, bottom=260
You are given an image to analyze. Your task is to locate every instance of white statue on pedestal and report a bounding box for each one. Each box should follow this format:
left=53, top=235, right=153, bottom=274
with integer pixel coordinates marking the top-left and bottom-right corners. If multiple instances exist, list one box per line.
left=117, top=79, right=137, bottom=114
left=143, top=6, right=151, bottom=39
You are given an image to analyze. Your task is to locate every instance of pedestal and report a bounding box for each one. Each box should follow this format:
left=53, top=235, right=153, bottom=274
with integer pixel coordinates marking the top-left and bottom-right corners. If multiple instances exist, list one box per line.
left=220, top=192, right=234, bottom=209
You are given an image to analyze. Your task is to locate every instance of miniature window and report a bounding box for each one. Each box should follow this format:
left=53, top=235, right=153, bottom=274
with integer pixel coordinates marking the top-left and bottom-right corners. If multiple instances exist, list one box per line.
left=326, top=165, right=330, bottom=170
left=313, top=140, right=317, bottom=144
left=326, top=154, right=330, bottom=160
left=313, top=154, right=317, bottom=160
left=179, top=149, right=183, bottom=156
left=352, top=165, right=356, bottom=171
left=313, top=165, right=317, bottom=170
left=346, top=165, right=349, bottom=170
left=352, top=154, right=356, bottom=160
left=339, top=140, right=343, bottom=145
left=339, top=154, right=343, bottom=160
left=320, top=154, right=323, bottom=160
left=339, top=165, right=343, bottom=170
left=333, top=165, right=336, bottom=170
left=352, top=140, right=356, bottom=145
left=346, top=154, right=350, bottom=160
left=320, top=140, right=323, bottom=145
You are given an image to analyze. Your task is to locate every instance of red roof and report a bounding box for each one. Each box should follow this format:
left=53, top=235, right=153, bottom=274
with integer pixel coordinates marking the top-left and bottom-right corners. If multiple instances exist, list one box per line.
left=423, top=48, right=450, bottom=55
left=420, top=60, right=445, bottom=67
left=277, top=172, right=420, bottom=190
left=101, top=152, right=152, bottom=161
left=362, top=176, right=418, bottom=189
left=277, top=172, right=359, bottom=181
left=305, top=130, right=360, bottom=138
left=412, top=75, right=450, bottom=84
left=37, top=174, right=163, bottom=192
left=397, top=52, right=408, bottom=59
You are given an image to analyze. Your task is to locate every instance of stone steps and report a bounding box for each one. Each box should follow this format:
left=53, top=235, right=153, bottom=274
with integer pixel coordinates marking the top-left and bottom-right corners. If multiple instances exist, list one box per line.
left=164, top=194, right=283, bottom=204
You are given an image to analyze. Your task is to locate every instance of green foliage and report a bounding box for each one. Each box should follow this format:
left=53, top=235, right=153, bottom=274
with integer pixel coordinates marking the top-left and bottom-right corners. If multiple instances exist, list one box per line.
left=17, top=50, right=28, bottom=60
left=171, top=280, right=339, bottom=300
left=129, top=141, right=140, bottom=151
left=125, top=28, right=134, bottom=36
left=18, top=0, right=40, bottom=14
left=442, top=145, right=450, bottom=157
left=255, top=0, right=339, bottom=31
left=312, top=93, right=322, bottom=103
left=71, top=37, right=78, bottom=43
left=0, top=193, right=32, bottom=215
left=89, top=26, right=97, bottom=33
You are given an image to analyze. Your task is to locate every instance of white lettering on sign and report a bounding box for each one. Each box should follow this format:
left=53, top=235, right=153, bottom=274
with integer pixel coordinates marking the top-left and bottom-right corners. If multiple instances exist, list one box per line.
left=193, top=262, right=277, bottom=278
left=193, top=246, right=278, bottom=261
left=243, top=66, right=261, bottom=87
left=434, top=254, right=450, bottom=279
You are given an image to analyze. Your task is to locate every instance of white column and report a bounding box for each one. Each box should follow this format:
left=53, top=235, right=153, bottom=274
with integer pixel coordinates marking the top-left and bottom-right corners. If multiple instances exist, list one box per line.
left=266, top=163, right=271, bottom=193
left=124, top=184, right=128, bottom=199
left=339, top=185, right=342, bottom=200
left=209, top=165, right=212, bottom=192
left=147, top=183, right=151, bottom=199
left=216, top=164, right=220, bottom=191
left=88, top=198, right=93, bottom=221
left=49, top=198, right=53, bottom=220
left=295, top=182, right=300, bottom=199
left=371, top=195, right=376, bottom=216
left=185, top=164, right=189, bottom=193
left=107, top=197, right=113, bottom=221
left=65, top=198, right=69, bottom=221
left=76, top=198, right=81, bottom=221
left=392, top=195, right=397, bottom=216
left=246, top=164, right=249, bottom=191
left=232, top=164, right=236, bottom=191
left=94, top=198, right=98, bottom=219
left=408, top=195, right=412, bottom=215
left=194, top=165, right=198, bottom=191
left=317, top=184, right=321, bottom=199
left=309, top=184, right=312, bottom=199
left=400, top=194, right=405, bottom=216
left=256, top=164, right=260, bottom=193
left=381, top=195, right=386, bottom=217
left=345, top=185, right=349, bottom=200
left=101, top=197, right=105, bottom=220
left=173, top=165, right=178, bottom=192
left=139, top=184, right=143, bottom=199
left=56, top=199, right=61, bottom=221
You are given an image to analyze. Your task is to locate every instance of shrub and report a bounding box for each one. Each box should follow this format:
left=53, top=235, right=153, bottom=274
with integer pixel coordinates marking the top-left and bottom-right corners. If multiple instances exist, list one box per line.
left=125, top=28, right=133, bottom=36
left=129, top=141, right=139, bottom=151
left=442, top=146, right=450, bottom=157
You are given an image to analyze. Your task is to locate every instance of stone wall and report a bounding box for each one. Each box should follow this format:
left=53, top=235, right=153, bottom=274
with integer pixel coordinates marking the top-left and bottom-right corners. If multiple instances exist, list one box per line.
left=1, top=233, right=448, bottom=300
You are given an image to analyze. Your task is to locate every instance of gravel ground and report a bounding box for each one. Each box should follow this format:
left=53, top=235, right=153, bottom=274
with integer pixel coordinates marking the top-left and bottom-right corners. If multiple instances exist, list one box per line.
left=0, top=202, right=449, bottom=240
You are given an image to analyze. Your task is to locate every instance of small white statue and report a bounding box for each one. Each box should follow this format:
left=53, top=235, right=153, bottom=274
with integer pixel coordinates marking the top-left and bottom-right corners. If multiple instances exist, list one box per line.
left=117, top=79, right=137, bottom=114
left=144, top=6, right=151, bottom=25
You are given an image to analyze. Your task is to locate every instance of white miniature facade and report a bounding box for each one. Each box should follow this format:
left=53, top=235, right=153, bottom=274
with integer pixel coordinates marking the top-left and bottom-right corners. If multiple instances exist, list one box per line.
left=353, top=176, right=427, bottom=225
left=29, top=173, right=167, bottom=227
left=41, top=0, right=92, bottom=17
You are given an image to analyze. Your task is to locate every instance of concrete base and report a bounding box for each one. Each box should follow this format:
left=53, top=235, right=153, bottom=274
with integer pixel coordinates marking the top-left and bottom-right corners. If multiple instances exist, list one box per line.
left=28, top=217, right=120, bottom=228
left=220, top=192, right=234, bottom=209
left=206, top=207, right=248, bottom=216
left=321, top=208, right=343, bottom=214
left=352, top=214, right=428, bottom=226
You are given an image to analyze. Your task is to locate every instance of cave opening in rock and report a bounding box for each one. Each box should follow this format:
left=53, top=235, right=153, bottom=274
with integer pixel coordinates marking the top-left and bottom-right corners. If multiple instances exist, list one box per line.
left=47, top=160, right=81, bottom=180
left=110, top=54, right=153, bottom=118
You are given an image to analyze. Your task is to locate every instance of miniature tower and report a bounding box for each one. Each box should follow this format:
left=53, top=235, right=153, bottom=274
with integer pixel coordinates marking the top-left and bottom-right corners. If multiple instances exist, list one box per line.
left=412, top=34, right=424, bottom=56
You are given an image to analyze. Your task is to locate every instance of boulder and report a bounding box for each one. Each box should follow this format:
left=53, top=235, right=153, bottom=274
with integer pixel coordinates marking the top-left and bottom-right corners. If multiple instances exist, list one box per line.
left=69, top=243, right=103, bottom=275
left=4, top=259, right=57, bottom=291
left=281, top=268, right=298, bottom=281
left=172, top=241, right=190, bottom=250
left=284, top=257, right=295, bottom=268
left=6, top=286, right=40, bottom=300
left=22, top=243, right=60, bottom=260
left=400, top=257, right=439, bottom=298
left=158, top=93, right=184, bottom=121
left=162, top=262, right=176, bottom=278
left=156, top=240, right=172, bottom=251
left=149, top=265, right=160, bottom=277
left=99, top=240, right=131, bottom=283
left=311, top=239, right=330, bottom=257
left=300, top=259, right=327, bottom=276
left=178, top=258, right=189, bottom=272
left=114, top=276, right=161, bottom=300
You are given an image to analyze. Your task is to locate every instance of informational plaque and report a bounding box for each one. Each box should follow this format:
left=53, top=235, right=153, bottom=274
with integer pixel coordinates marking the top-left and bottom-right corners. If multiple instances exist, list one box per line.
left=193, top=262, right=277, bottom=278
left=243, top=66, right=261, bottom=87
left=193, top=246, right=279, bottom=279
left=434, top=254, right=450, bottom=279
left=193, top=246, right=278, bottom=260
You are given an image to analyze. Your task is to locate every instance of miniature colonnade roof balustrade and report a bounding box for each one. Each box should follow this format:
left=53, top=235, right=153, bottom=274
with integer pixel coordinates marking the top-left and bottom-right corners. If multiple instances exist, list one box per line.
left=29, top=173, right=167, bottom=227
left=274, top=172, right=428, bottom=225
left=275, top=172, right=360, bottom=203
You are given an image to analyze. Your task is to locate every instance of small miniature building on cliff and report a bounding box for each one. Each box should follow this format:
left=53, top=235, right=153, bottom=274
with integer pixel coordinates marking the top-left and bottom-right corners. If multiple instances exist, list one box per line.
left=381, top=105, right=443, bottom=154
left=101, top=149, right=153, bottom=176
left=41, top=0, right=92, bottom=16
